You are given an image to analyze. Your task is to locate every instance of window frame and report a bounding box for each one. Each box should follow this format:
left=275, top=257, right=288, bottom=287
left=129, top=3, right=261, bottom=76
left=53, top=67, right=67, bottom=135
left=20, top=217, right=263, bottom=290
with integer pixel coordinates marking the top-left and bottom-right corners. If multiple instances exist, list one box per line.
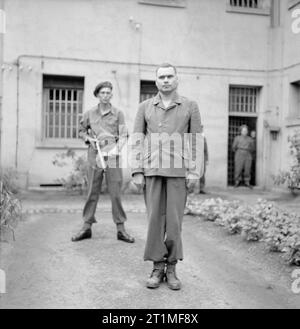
left=287, top=81, right=300, bottom=126
left=37, top=74, right=86, bottom=149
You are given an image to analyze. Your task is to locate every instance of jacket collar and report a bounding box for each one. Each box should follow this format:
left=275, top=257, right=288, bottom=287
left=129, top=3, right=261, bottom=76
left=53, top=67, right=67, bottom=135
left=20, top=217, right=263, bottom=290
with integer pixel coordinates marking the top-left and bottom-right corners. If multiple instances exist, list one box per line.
left=97, top=102, right=113, bottom=116
left=153, top=92, right=183, bottom=106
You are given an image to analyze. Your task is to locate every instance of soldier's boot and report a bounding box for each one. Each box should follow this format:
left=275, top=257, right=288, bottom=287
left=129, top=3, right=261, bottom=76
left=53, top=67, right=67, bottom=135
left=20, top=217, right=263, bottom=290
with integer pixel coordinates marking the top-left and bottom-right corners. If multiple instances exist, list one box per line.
left=146, top=262, right=165, bottom=289
left=116, top=223, right=135, bottom=243
left=165, top=263, right=182, bottom=291
left=244, top=181, right=253, bottom=189
left=71, top=223, right=92, bottom=242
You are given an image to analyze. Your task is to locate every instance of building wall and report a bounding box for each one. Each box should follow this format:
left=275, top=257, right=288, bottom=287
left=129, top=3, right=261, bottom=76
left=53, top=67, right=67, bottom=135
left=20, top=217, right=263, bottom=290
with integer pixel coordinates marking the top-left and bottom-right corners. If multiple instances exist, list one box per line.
left=262, top=0, right=300, bottom=187
left=2, top=0, right=283, bottom=188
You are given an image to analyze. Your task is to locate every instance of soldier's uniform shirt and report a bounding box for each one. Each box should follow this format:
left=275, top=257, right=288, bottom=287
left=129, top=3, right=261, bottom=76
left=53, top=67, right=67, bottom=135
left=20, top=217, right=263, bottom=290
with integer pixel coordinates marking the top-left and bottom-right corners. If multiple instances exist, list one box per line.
left=232, top=135, right=254, bottom=153
left=79, top=103, right=128, bottom=169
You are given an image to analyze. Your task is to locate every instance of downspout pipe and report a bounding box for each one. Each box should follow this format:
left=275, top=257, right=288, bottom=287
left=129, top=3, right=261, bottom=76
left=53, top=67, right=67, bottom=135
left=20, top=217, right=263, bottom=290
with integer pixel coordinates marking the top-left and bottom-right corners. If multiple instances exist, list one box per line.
left=0, top=0, right=5, bottom=168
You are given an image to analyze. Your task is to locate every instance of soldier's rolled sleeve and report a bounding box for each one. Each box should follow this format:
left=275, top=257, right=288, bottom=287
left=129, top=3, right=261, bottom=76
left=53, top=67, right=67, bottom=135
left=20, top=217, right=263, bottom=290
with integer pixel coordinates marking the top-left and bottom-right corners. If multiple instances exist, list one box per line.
left=131, top=103, right=146, bottom=176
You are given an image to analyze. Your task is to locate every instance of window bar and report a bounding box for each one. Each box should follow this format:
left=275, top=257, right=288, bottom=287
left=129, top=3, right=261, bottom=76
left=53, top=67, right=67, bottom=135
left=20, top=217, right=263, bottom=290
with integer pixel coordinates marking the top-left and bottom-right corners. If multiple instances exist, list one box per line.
left=44, top=89, right=49, bottom=139
left=76, top=90, right=82, bottom=139
left=52, top=88, right=56, bottom=139
left=58, top=89, right=62, bottom=138
left=70, top=90, right=74, bottom=139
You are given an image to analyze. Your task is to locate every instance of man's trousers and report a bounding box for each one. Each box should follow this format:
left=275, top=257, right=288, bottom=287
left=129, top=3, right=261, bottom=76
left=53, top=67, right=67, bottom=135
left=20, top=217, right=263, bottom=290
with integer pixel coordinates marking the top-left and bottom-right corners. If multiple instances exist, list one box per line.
left=143, top=176, right=187, bottom=264
left=83, top=166, right=127, bottom=225
left=234, top=150, right=253, bottom=184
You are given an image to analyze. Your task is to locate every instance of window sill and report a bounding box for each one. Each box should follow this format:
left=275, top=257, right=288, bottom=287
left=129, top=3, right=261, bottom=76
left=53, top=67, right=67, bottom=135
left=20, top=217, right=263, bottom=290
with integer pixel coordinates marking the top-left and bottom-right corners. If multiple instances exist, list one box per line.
left=226, top=5, right=270, bottom=15
left=285, top=117, right=300, bottom=127
left=35, top=139, right=87, bottom=150
left=138, top=0, right=186, bottom=8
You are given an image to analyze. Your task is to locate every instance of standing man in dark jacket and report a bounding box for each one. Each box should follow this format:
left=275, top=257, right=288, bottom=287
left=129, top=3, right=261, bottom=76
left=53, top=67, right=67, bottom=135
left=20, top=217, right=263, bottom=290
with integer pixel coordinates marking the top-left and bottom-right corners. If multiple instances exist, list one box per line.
left=131, top=63, right=203, bottom=290
left=71, top=81, right=135, bottom=243
left=232, top=125, right=254, bottom=189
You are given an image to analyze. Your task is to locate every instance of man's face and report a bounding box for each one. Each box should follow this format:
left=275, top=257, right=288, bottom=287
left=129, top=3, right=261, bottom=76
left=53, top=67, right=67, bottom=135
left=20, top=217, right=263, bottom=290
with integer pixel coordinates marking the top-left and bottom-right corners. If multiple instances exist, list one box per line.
left=241, top=127, right=248, bottom=136
left=155, top=67, right=178, bottom=94
left=97, top=87, right=113, bottom=104
left=251, top=131, right=256, bottom=138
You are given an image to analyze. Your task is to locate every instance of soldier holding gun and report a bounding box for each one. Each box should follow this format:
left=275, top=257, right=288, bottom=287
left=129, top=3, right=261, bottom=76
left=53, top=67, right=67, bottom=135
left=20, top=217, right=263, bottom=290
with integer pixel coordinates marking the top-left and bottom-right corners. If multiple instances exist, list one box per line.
left=71, top=81, right=135, bottom=243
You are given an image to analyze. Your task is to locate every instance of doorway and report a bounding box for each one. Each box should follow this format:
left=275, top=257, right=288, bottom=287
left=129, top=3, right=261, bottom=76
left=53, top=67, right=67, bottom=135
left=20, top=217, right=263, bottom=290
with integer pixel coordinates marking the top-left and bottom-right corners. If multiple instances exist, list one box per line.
left=228, top=116, right=257, bottom=186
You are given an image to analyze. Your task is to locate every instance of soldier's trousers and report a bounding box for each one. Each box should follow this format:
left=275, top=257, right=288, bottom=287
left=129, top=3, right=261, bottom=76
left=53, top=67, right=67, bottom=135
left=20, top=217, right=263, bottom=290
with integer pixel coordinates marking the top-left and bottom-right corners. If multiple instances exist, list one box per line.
left=234, top=150, right=253, bottom=184
left=143, top=176, right=187, bottom=264
left=83, top=166, right=127, bottom=226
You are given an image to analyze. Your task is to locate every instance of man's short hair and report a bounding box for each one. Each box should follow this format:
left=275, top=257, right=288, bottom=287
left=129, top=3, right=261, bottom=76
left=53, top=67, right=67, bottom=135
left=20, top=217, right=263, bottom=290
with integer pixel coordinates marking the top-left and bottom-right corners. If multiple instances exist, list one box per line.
left=93, top=81, right=113, bottom=97
left=156, top=63, right=177, bottom=75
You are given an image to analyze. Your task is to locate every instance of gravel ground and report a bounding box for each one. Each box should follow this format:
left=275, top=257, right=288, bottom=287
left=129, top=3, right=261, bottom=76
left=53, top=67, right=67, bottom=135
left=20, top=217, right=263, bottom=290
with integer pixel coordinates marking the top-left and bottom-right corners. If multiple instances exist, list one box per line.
left=1, top=188, right=300, bottom=309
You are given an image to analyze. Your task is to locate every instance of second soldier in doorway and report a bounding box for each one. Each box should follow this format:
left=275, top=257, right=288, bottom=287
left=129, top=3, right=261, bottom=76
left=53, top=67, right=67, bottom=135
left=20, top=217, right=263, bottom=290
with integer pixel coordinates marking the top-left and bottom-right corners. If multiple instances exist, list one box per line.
left=232, top=124, right=255, bottom=189
left=71, top=81, right=135, bottom=243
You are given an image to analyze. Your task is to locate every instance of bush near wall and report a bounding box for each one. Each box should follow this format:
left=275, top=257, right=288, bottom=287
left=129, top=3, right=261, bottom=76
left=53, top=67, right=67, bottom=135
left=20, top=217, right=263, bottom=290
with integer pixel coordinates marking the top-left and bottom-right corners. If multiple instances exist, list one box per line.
left=185, top=197, right=300, bottom=266
left=52, top=149, right=141, bottom=195
left=0, top=168, right=22, bottom=241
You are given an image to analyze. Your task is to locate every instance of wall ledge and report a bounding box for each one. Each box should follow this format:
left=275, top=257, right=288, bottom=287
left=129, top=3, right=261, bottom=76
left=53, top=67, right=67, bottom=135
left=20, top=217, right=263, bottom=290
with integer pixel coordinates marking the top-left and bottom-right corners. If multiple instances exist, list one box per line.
left=285, top=117, right=300, bottom=127
left=35, top=139, right=87, bottom=150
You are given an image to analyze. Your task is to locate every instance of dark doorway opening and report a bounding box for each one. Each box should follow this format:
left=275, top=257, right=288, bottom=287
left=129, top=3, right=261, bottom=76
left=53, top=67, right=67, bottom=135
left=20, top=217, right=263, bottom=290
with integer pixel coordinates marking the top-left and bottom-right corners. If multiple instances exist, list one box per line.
left=228, top=116, right=257, bottom=186
left=140, top=80, right=157, bottom=102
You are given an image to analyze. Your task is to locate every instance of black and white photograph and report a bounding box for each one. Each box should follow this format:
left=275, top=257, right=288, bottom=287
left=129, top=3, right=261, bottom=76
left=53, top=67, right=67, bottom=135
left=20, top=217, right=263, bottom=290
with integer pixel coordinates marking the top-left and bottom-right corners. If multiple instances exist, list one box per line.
left=1, top=0, right=300, bottom=314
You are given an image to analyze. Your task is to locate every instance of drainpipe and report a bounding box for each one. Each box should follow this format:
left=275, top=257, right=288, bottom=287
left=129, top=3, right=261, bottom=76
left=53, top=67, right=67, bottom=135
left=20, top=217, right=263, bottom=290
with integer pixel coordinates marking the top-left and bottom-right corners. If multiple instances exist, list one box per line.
left=15, top=56, right=20, bottom=169
left=0, top=0, right=5, bottom=167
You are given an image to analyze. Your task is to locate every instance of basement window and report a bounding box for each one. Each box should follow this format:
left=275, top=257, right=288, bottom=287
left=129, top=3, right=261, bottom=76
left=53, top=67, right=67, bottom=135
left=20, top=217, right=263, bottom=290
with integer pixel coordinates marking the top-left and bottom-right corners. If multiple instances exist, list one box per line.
left=226, top=0, right=271, bottom=15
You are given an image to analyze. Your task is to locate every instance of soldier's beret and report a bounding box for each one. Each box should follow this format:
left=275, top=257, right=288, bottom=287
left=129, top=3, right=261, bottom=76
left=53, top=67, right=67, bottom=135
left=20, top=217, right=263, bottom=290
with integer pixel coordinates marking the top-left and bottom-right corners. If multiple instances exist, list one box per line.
left=93, top=81, right=113, bottom=97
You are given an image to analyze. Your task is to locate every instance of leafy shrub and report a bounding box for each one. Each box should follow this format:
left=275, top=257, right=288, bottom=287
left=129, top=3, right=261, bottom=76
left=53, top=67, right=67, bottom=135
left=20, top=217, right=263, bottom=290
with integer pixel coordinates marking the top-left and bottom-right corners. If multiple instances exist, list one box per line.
left=52, top=149, right=89, bottom=194
left=0, top=168, right=22, bottom=241
left=185, top=196, right=300, bottom=266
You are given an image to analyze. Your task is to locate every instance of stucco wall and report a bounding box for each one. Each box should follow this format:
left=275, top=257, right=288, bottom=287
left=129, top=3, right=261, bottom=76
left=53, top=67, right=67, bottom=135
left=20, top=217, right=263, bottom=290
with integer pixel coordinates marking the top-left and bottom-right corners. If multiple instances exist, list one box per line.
left=2, top=0, right=278, bottom=188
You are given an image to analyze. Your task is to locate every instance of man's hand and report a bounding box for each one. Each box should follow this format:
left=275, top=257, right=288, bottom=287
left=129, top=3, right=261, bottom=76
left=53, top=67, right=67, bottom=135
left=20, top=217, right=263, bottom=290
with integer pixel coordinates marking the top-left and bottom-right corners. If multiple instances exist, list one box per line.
left=186, top=178, right=199, bottom=193
left=85, top=136, right=97, bottom=150
left=131, top=173, right=145, bottom=192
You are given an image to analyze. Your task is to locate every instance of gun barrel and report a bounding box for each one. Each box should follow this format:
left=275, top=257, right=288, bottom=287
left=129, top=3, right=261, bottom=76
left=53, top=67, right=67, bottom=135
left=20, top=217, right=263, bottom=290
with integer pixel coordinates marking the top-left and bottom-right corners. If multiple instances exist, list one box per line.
left=90, top=137, right=107, bottom=170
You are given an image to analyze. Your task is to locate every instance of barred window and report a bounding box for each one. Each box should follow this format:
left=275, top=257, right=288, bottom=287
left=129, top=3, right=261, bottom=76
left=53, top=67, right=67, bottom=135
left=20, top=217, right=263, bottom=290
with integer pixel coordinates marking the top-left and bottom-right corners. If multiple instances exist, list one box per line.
left=227, top=0, right=270, bottom=14
left=230, top=0, right=259, bottom=8
left=43, top=75, right=84, bottom=139
left=229, top=86, right=259, bottom=114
